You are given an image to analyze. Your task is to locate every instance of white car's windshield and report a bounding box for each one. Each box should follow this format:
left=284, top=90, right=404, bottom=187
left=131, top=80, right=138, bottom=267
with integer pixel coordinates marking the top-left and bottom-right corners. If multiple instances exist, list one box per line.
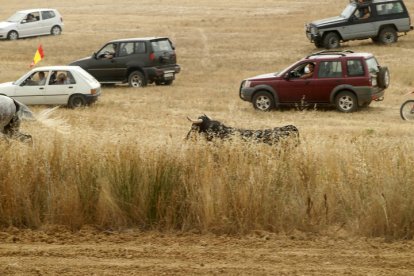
left=341, top=4, right=356, bottom=18
left=7, top=12, right=25, bottom=23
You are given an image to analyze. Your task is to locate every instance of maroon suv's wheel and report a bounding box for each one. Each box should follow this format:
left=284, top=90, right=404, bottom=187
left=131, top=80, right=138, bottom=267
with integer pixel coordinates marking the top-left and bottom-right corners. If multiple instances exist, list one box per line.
left=335, top=91, right=358, bottom=113
left=252, top=91, right=275, bottom=112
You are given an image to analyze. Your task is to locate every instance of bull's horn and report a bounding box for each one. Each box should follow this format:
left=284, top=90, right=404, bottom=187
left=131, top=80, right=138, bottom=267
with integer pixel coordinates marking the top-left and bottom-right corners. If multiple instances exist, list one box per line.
left=187, top=116, right=203, bottom=124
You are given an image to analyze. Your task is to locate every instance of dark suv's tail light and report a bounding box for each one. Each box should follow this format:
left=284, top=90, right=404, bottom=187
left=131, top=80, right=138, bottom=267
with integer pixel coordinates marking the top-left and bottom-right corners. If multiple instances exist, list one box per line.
left=149, top=52, right=155, bottom=61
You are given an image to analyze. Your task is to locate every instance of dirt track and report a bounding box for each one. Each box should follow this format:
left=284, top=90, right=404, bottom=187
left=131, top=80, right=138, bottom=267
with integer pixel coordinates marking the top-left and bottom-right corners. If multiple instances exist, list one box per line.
left=0, top=227, right=413, bottom=275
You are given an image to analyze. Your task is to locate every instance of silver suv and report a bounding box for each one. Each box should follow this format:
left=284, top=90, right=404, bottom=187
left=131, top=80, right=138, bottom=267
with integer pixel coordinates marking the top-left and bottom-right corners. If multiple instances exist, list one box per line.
left=305, top=0, right=413, bottom=49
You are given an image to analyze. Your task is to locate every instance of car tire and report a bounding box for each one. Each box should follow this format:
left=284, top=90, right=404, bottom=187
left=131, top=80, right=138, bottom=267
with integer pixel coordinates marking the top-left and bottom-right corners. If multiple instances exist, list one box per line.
left=377, top=67, right=390, bottom=89
left=378, top=27, right=398, bottom=44
left=51, top=25, right=62, bottom=36
left=68, top=94, right=87, bottom=108
left=7, top=31, right=18, bottom=40
left=128, top=71, right=146, bottom=87
left=252, top=91, right=275, bottom=112
left=323, top=32, right=340, bottom=49
left=335, top=91, right=358, bottom=113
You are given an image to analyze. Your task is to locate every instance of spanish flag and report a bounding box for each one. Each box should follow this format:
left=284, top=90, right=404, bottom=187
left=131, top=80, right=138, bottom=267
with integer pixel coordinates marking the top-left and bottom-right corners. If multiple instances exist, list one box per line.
left=30, top=45, right=44, bottom=67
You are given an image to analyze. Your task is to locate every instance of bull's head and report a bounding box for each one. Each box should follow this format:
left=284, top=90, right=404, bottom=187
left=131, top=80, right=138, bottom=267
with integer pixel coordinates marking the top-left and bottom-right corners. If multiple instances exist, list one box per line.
left=186, top=114, right=213, bottom=140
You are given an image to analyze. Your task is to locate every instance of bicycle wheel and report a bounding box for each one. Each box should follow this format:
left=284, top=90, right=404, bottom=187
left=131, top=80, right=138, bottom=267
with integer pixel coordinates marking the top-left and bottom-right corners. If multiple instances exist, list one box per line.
left=400, top=100, right=414, bottom=120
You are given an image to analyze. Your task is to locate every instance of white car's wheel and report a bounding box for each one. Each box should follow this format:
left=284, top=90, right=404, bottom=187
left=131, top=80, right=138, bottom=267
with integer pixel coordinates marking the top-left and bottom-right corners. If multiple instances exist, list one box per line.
left=68, top=95, right=86, bottom=108
left=7, top=31, right=18, bottom=40
left=51, top=25, right=62, bottom=36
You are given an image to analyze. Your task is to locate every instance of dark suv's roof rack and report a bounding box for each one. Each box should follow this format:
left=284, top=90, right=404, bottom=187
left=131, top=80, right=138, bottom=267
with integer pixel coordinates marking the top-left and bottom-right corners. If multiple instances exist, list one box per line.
left=306, top=50, right=354, bottom=58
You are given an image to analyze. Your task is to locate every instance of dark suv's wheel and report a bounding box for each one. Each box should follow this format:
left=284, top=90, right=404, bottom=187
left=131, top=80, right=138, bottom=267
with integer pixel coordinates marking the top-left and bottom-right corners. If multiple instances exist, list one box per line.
left=323, top=32, right=340, bottom=49
left=377, top=67, right=390, bottom=89
left=68, top=95, right=87, bottom=108
left=128, top=71, right=146, bottom=87
left=7, top=31, right=18, bottom=40
left=335, top=91, right=358, bottom=113
left=378, top=27, right=398, bottom=44
left=252, top=91, right=275, bottom=112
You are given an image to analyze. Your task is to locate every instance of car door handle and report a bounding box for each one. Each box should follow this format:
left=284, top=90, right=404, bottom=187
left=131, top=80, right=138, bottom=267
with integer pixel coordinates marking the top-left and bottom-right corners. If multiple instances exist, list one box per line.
left=68, top=86, right=73, bottom=89
left=39, top=87, right=44, bottom=90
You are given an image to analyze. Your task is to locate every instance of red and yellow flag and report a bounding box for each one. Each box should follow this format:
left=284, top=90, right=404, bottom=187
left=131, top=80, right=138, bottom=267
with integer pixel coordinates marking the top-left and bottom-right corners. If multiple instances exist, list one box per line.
left=30, top=45, right=44, bottom=67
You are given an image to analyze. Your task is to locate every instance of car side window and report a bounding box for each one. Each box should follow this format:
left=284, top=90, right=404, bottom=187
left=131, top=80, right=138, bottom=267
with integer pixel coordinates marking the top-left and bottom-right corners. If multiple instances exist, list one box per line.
left=376, top=3, right=403, bottom=15
left=354, top=6, right=371, bottom=20
left=23, top=71, right=49, bottom=86
left=41, top=11, right=55, bottom=20
left=49, top=71, right=76, bottom=85
left=135, top=42, right=146, bottom=54
left=347, top=60, right=365, bottom=77
left=118, top=42, right=135, bottom=57
left=23, top=12, right=40, bottom=23
left=317, top=61, right=343, bottom=78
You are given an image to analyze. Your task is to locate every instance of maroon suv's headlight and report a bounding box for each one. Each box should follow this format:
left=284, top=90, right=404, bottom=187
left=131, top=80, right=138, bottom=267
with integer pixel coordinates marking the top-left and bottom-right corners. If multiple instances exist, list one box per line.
left=242, top=80, right=251, bottom=88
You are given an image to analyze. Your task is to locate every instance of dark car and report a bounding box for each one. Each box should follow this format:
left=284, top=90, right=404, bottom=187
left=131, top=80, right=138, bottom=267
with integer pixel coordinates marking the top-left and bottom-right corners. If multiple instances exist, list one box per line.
left=70, top=37, right=180, bottom=87
left=239, top=50, right=390, bottom=112
left=305, top=0, right=413, bottom=49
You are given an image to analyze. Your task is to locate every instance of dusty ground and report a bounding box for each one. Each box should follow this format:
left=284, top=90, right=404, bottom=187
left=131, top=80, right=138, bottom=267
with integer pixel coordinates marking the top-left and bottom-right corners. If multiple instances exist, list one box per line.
left=0, top=227, right=413, bottom=275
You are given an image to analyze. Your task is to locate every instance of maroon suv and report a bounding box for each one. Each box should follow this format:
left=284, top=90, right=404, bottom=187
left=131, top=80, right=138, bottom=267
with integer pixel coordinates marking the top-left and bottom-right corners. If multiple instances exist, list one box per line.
left=239, top=50, right=389, bottom=112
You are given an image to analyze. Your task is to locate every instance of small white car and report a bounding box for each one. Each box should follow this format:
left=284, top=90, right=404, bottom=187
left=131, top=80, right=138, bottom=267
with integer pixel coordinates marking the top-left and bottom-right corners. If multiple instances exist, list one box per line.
left=0, top=9, right=63, bottom=40
left=0, top=66, right=101, bottom=108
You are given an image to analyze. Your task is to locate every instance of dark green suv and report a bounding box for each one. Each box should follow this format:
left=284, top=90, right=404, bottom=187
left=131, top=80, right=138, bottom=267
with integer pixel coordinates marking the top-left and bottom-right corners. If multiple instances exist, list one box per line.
left=70, top=37, right=181, bottom=87
left=305, top=0, right=413, bottom=49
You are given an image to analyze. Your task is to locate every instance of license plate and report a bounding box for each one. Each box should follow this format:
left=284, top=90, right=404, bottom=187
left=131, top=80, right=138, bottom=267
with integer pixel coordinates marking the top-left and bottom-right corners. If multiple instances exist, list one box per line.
left=164, top=73, right=174, bottom=78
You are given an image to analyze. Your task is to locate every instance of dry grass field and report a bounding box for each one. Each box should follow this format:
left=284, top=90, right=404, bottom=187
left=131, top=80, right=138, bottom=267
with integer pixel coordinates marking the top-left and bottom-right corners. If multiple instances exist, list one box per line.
left=1, top=0, right=414, bottom=274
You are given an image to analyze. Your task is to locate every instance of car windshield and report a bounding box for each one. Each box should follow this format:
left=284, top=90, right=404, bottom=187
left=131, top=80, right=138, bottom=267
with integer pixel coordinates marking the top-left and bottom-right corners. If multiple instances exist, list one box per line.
left=341, top=4, right=356, bottom=18
left=7, top=12, right=25, bottom=22
left=366, top=57, right=379, bottom=73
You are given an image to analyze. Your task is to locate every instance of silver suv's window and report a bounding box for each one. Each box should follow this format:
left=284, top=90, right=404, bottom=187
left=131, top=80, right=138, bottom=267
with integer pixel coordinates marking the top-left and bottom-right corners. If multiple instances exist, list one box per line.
left=347, top=60, right=364, bottom=77
left=376, top=2, right=404, bottom=15
left=41, top=11, right=56, bottom=20
left=317, top=61, right=342, bottom=78
left=366, top=57, right=379, bottom=73
left=151, top=40, right=172, bottom=52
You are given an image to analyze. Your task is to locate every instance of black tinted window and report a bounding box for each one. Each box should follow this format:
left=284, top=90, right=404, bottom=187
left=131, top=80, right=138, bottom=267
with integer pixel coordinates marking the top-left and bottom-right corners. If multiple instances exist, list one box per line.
left=317, top=61, right=343, bottom=78
left=119, top=42, right=135, bottom=57
left=151, top=40, right=173, bottom=52
left=135, top=42, right=146, bottom=53
left=41, top=11, right=55, bottom=20
left=347, top=60, right=365, bottom=77
left=376, top=2, right=404, bottom=15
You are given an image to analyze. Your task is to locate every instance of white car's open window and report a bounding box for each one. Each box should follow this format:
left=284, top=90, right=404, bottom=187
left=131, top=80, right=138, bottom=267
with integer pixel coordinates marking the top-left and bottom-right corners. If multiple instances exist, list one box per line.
left=22, top=71, right=49, bottom=86
left=49, top=71, right=76, bottom=85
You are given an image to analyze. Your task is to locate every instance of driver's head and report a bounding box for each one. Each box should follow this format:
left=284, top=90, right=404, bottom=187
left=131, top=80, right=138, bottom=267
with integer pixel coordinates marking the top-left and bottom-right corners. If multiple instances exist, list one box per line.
left=308, top=63, right=315, bottom=72
left=39, top=72, right=45, bottom=79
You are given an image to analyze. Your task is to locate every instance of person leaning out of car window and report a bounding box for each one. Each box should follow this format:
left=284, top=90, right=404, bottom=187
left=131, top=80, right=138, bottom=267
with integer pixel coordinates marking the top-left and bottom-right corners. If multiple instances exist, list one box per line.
left=301, top=63, right=315, bottom=79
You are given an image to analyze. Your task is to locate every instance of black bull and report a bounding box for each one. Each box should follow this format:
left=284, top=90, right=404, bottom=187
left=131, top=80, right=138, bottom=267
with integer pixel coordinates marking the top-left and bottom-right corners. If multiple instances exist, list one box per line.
left=186, top=115, right=299, bottom=146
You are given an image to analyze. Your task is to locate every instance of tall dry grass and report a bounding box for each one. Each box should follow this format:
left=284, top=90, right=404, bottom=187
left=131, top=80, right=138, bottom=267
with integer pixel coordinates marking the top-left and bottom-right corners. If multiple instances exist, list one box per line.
left=0, top=0, right=414, bottom=239
left=1, top=130, right=414, bottom=239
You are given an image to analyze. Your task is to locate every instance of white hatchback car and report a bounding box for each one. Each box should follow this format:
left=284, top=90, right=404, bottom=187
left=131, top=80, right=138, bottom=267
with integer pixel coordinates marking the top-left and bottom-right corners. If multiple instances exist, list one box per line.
left=0, top=66, right=101, bottom=108
left=0, top=9, right=63, bottom=40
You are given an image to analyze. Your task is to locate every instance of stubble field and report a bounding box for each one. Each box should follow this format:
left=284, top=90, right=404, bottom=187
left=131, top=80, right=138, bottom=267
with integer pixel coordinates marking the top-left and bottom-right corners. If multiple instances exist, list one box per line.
left=1, top=0, right=414, bottom=274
